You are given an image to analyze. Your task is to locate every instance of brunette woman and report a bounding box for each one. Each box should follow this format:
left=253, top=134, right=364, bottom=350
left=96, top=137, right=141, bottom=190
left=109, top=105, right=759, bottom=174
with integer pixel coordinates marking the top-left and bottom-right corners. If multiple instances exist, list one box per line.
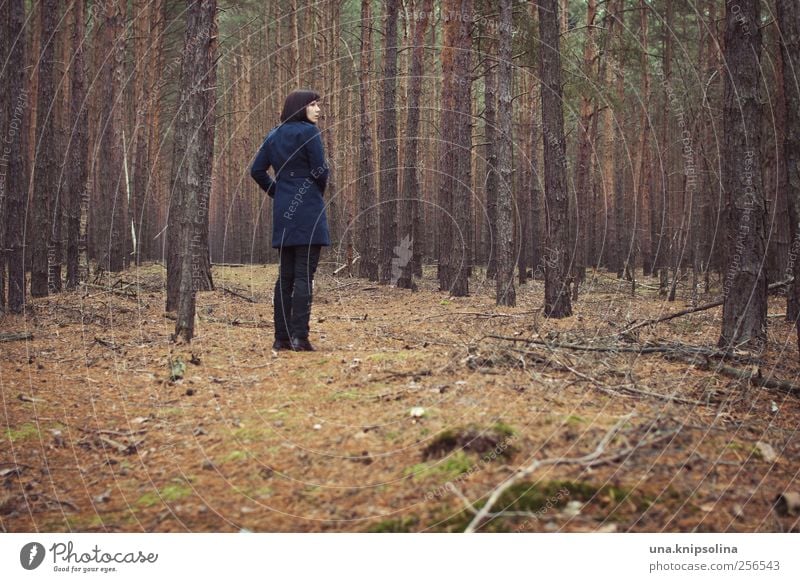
left=250, top=90, right=329, bottom=351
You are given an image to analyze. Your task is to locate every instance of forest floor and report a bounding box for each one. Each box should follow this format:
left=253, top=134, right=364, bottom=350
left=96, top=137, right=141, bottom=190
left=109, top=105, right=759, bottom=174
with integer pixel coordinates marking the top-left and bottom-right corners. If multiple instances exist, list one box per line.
left=1, top=261, right=799, bottom=533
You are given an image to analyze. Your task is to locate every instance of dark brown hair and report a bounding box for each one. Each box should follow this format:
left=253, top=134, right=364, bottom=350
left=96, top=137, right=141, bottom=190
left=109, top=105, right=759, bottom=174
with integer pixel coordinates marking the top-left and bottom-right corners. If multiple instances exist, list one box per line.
left=280, top=89, right=321, bottom=123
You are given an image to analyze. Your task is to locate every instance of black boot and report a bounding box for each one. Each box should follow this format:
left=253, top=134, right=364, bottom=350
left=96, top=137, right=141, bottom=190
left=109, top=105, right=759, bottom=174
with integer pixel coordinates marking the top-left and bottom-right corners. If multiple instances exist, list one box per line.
left=290, top=337, right=315, bottom=351
left=272, top=338, right=293, bottom=351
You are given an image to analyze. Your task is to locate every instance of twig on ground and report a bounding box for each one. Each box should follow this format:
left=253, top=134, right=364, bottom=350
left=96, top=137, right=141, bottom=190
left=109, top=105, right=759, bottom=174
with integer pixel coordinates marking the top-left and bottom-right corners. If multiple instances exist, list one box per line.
left=464, top=416, right=678, bottom=532
left=0, top=332, right=33, bottom=343
left=94, top=336, right=121, bottom=351
left=220, top=286, right=257, bottom=303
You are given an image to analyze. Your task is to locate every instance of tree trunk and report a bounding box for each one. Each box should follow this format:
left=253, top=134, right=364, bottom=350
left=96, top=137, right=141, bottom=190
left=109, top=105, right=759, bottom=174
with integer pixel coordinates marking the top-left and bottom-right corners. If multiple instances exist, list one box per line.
left=718, top=0, right=766, bottom=349
left=357, top=0, right=379, bottom=281
left=484, top=32, right=498, bottom=280
left=438, top=0, right=471, bottom=296
left=31, top=0, right=58, bottom=297
left=0, top=0, right=8, bottom=308
left=95, top=0, right=130, bottom=274
left=776, top=0, right=800, bottom=351
left=517, top=74, right=530, bottom=287
left=635, top=0, right=652, bottom=277
left=452, top=0, right=472, bottom=297
left=573, top=0, right=596, bottom=291
left=538, top=0, right=572, bottom=318
left=495, top=0, right=515, bottom=306
left=130, top=0, right=149, bottom=265
left=169, top=0, right=218, bottom=342
left=612, top=14, right=627, bottom=280
left=6, top=0, right=28, bottom=312
left=379, top=0, right=399, bottom=284
left=397, top=0, right=431, bottom=290
left=654, top=0, right=673, bottom=290
left=530, top=82, right=544, bottom=279
left=66, top=0, right=88, bottom=290
left=599, top=0, right=618, bottom=273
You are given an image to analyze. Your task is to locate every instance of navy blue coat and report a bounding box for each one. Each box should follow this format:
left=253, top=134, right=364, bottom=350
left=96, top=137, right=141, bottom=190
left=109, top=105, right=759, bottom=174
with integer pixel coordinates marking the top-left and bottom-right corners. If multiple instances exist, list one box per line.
left=250, top=121, right=331, bottom=248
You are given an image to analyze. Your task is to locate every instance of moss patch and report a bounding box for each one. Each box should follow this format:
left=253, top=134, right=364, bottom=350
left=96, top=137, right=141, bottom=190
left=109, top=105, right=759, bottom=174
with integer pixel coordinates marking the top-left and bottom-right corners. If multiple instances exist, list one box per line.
left=367, top=516, right=419, bottom=532
left=4, top=422, right=41, bottom=444
left=434, top=479, right=657, bottom=532
left=404, top=451, right=473, bottom=481
left=136, top=483, right=193, bottom=508
left=421, top=423, right=516, bottom=460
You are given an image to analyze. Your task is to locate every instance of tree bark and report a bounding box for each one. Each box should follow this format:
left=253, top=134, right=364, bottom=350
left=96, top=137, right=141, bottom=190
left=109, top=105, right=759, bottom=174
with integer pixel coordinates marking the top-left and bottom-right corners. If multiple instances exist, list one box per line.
left=66, top=0, right=88, bottom=290
left=484, top=31, right=498, bottom=280
left=6, top=0, right=27, bottom=312
left=719, top=0, right=767, bottom=349
left=634, top=0, right=652, bottom=277
left=95, top=0, right=130, bottom=274
left=397, top=0, right=431, bottom=290
left=357, top=0, right=379, bottom=281
left=380, top=0, right=399, bottom=284
left=31, top=0, right=59, bottom=297
left=573, top=0, right=596, bottom=291
left=0, top=0, right=8, bottom=308
left=169, top=0, right=218, bottom=341
left=538, top=0, right=572, bottom=318
left=495, top=0, right=515, bottom=306
left=776, top=0, right=800, bottom=352
left=438, top=0, right=471, bottom=296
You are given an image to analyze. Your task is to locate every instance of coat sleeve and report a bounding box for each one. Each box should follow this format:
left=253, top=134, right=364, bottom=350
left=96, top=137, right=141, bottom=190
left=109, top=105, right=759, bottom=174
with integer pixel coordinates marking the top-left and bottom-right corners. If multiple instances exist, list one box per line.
left=306, top=126, right=330, bottom=194
left=250, top=134, right=276, bottom=197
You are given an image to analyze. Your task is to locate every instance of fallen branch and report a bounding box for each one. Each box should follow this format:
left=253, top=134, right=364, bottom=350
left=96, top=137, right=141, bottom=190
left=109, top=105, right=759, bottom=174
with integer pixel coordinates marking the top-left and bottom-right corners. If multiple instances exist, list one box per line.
left=487, top=335, right=761, bottom=365
left=220, top=286, right=257, bottom=303
left=94, top=336, right=121, bottom=351
left=618, top=278, right=792, bottom=335
left=333, top=255, right=360, bottom=275
left=85, top=283, right=138, bottom=299
left=331, top=281, right=359, bottom=291
left=464, top=417, right=678, bottom=532
left=668, top=353, right=800, bottom=397
left=0, top=332, right=33, bottom=343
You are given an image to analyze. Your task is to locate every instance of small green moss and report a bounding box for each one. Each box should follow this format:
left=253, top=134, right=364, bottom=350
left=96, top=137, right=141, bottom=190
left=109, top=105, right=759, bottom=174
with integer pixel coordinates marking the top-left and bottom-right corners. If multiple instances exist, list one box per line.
left=368, top=516, right=419, bottom=532
left=221, top=450, right=249, bottom=463
left=252, top=486, right=274, bottom=499
left=157, top=407, right=185, bottom=418
left=404, top=451, right=473, bottom=481
left=330, top=390, right=360, bottom=401
left=5, top=422, right=41, bottom=443
left=368, top=352, right=412, bottom=362
left=491, top=421, right=516, bottom=437
left=231, top=426, right=268, bottom=442
left=564, top=414, right=587, bottom=426
left=422, top=424, right=516, bottom=460
left=136, top=483, right=191, bottom=508
left=136, top=492, right=160, bottom=508
left=433, top=479, right=654, bottom=532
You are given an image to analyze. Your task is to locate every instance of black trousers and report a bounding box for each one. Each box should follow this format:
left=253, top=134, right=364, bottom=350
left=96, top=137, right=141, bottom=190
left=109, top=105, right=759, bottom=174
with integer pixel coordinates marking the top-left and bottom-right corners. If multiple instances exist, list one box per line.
left=274, top=245, right=321, bottom=340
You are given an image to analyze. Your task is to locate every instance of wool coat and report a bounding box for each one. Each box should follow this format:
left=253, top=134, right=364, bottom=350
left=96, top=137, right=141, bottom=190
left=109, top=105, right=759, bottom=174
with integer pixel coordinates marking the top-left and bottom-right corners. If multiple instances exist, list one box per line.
left=250, top=121, right=331, bottom=248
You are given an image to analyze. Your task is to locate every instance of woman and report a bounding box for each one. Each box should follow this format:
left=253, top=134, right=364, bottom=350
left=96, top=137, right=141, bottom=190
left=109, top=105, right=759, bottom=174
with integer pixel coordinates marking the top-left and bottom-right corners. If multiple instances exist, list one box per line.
left=250, top=90, right=330, bottom=351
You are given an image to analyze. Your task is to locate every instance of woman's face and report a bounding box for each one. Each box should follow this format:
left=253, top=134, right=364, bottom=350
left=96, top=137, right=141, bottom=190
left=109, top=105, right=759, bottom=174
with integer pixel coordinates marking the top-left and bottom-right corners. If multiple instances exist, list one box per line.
left=306, top=100, right=321, bottom=124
